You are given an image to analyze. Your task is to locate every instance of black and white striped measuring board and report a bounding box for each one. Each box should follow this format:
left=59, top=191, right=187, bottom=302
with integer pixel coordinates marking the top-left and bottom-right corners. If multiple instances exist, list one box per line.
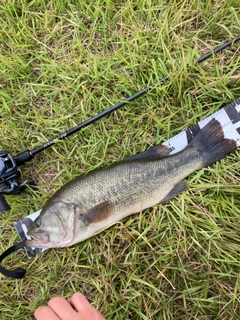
left=14, top=97, right=240, bottom=258
left=163, top=98, right=240, bottom=154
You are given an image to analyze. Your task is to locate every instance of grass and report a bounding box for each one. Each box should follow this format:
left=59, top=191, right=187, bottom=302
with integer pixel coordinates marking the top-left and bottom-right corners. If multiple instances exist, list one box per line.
left=0, top=0, right=240, bottom=319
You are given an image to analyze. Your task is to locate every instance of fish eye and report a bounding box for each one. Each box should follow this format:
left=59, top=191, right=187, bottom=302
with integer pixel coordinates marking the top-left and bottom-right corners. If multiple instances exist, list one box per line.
left=34, top=217, right=42, bottom=228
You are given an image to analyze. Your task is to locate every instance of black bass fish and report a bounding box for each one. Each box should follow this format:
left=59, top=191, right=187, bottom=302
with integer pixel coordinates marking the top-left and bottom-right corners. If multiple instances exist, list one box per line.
left=26, top=119, right=237, bottom=248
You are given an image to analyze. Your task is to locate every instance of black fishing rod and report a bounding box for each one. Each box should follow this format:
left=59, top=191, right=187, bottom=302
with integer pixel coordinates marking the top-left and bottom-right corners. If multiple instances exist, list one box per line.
left=0, top=35, right=239, bottom=212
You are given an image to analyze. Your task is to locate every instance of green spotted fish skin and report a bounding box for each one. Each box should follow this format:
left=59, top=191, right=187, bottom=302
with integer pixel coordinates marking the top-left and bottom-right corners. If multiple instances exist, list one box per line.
left=26, top=119, right=237, bottom=248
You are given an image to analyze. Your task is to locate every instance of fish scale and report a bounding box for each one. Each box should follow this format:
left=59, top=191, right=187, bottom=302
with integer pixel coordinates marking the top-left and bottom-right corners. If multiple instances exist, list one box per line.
left=56, top=148, right=200, bottom=214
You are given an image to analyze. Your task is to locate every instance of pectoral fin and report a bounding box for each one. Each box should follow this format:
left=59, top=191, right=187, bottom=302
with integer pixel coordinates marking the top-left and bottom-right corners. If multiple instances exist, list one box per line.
left=160, top=180, right=188, bottom=203
left=78, top=200, right=112, bottom=226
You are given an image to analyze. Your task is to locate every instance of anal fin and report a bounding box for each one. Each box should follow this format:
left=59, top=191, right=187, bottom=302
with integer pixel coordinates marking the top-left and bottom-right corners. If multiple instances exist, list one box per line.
left=160, top=180, right=188, bottom=203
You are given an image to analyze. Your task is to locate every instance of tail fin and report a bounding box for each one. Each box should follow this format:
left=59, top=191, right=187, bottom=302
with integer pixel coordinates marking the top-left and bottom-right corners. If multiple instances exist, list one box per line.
left=190, top=118, right=237, bottom=167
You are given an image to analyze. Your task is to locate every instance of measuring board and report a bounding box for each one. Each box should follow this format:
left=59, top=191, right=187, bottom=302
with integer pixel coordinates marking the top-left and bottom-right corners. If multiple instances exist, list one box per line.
left=14, top=98, right=240, bottom=258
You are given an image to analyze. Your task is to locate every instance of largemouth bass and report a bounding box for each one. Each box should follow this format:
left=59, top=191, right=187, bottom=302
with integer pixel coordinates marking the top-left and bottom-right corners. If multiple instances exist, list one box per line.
left=26, top=119, right=237, bottom=248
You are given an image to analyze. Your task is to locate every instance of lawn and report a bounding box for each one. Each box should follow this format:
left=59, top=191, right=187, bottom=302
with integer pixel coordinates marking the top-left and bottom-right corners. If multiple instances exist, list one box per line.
left=0, top=0, right=240, bottom=319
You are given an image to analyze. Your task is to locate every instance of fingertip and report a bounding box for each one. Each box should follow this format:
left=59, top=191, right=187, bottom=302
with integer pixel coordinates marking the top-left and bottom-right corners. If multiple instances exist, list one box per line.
left=69, top=292, right=91, bottom=311
left=48, top=296, right=66, bottom=309
left=70, top=292, right=88, bottom=303
left=34, top=306, right=45, bottom=318
left=48, top=295, right=80, bottom=319
left=69, top=292, right=106, bottom=320
left=34, top=306, right=55, bottom=320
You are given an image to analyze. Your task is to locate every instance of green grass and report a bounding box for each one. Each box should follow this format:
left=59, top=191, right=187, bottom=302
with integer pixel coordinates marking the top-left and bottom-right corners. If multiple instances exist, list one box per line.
left=0, top=0, right=240, bottom=319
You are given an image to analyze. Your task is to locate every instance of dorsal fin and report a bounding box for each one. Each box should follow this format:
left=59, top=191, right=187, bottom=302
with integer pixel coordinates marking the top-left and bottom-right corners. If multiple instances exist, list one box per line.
left=124, top=144, right=171, bottom=161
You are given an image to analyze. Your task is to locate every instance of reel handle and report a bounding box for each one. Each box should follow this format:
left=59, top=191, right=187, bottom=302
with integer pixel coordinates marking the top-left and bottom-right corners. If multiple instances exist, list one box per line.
left=0, top=194, right=11, bottom=212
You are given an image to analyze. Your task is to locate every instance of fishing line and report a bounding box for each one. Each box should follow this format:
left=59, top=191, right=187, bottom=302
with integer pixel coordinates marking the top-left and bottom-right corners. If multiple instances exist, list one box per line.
left=0, top=36, right=239, bottom=279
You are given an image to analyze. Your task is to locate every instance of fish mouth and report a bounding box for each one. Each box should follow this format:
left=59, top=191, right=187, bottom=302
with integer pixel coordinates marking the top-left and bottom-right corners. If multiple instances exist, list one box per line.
left=26, top=229, right=74, bottom=248
left=26, top=231, right=50, bottom=248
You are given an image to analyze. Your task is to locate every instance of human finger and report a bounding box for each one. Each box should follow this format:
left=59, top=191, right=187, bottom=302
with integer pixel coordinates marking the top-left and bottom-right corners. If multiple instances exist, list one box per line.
left=48, top=296, right=78, bottom=320
left=69, top=292, right=105, bottom=320
left=34, top=305, right=60, bottom=320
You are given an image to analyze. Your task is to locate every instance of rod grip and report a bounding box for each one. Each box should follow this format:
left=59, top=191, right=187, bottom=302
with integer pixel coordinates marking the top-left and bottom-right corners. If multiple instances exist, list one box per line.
left=15, top=150, right=34, bottom=166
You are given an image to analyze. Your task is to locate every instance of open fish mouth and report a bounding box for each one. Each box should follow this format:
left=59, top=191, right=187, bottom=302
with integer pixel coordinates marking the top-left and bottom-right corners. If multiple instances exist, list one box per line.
left=26, top=228, right=73, bottom=248
left=26, top=231, right=50, bottom=248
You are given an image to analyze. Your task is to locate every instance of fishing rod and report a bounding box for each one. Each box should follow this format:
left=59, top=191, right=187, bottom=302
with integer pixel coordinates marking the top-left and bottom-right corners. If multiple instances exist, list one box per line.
left=0, top=35, right=239, bottom=212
